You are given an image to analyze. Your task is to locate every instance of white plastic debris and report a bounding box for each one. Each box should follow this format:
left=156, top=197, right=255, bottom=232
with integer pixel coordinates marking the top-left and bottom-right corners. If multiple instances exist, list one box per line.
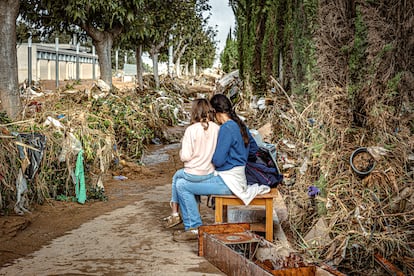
left=257, top=97, right=266, bottom=110
left=113, top=175, right=128, bottom=181
left=282, top=164, right=295, bottom=170
left=44, top=116, right=65, bottom=130
left=282, top=139, right=296, bottom=149
left=21, top=87, right=44, bottom=99
left=250, top=129, right=263, bottom=147
left=58, top=132, right=82, bottom=162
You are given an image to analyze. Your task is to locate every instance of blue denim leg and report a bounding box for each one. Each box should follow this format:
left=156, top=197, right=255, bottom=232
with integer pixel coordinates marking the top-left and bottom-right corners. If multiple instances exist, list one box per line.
left=171, top=169, right=184, bottom=203
left=170, top=170, right=214, bottom=204
left=176, top=175, right=233, bottom=230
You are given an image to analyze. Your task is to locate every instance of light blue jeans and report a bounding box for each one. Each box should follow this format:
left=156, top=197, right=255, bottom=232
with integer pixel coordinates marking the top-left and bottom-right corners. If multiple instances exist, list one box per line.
left=170, top=169, right=214, bottom=204
left=176, top=174, right=233, bottom=230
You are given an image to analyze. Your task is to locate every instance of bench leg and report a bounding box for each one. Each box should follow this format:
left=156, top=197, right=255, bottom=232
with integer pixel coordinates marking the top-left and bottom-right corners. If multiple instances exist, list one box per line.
left=215, top=197, right=223, bottom=223
left=265, top=199, right=273, bottom=242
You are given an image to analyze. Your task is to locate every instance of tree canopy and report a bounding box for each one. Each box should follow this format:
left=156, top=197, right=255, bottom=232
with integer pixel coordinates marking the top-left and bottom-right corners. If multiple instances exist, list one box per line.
left=19, top=0, right=146, bottom=85
left=18, top=0, right=216, bottom=87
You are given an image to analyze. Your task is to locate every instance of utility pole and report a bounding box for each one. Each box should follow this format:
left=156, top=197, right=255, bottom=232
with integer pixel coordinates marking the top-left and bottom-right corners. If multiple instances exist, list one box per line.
left=55, top=37, right=59, bottom=88
left=168, top=34, right=173, bottom=77
left=92, top=46, right=96, bottom=80
left=28, top=33, right=32, bottom=86
left=115, top=49, right=119, bottom=72
left=76, top=43, right=80, bottom=81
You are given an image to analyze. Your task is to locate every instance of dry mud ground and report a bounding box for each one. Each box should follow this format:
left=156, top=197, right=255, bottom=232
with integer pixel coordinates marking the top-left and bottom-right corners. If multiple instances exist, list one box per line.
left=0, top=141, right=225, bottom=275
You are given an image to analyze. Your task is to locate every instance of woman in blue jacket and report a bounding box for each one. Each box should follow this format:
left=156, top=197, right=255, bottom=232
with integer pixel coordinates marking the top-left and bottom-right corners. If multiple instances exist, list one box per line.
left=173, top=94, right=270, bottom=242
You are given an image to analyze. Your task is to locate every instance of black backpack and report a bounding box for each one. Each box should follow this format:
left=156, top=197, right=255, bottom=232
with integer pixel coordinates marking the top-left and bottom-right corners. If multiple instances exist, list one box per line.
left=246, top=143, right=283, bottom=188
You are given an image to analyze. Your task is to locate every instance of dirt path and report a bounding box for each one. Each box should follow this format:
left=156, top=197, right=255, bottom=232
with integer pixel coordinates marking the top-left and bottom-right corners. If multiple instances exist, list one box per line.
left=0, top=142, right=225, bottom=275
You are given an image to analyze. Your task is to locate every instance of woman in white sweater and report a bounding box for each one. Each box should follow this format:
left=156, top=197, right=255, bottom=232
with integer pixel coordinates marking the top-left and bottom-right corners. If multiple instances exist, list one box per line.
left=162, top=98, right=219, bottom=228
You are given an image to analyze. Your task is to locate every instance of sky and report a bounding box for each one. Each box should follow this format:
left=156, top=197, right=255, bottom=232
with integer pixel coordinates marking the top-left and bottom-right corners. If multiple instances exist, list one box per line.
left=142, top=1, right=235, bottom=69
left=207, top=0, right=236, bottom=67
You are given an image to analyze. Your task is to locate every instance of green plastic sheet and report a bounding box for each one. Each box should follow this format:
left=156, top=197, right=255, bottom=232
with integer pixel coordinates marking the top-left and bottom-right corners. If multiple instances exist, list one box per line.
left=75, top=149, right=86, bottom=204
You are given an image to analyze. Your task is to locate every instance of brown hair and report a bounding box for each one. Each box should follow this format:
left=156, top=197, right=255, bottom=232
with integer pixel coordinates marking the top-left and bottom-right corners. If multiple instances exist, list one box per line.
left=190, top=98, right=215, bottom=130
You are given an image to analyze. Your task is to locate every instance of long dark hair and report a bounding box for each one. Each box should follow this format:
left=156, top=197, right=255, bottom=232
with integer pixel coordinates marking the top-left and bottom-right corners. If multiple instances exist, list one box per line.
left=210, top=94, right=249, bottom=147
left=191, top=98, right=215, bottom=130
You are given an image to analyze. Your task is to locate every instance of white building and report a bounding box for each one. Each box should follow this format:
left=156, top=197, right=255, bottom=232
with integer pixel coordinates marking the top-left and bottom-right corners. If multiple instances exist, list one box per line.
left=17, top=43, right=99, bottom=84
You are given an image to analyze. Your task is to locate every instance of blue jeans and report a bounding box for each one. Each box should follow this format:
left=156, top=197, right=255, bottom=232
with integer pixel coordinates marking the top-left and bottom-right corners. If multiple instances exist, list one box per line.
left=176, top=174, right=233, bottom=230
left=170, top=169, right=214, bottom=204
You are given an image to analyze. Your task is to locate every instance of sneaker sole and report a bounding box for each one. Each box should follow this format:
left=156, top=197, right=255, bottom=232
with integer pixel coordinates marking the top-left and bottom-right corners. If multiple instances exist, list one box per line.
left=172, top=230, right=198, bottom=242
left=164, top=220, right=183, bottom=229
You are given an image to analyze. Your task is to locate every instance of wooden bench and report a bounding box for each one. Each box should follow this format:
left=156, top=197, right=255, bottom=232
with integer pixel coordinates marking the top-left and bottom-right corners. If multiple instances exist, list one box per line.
left=213, top=188, right=279, bottom=242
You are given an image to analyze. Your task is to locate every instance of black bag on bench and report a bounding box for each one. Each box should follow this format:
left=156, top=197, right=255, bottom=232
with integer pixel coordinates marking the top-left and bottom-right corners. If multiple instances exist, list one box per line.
left=246, top=143, right=283, bottom=188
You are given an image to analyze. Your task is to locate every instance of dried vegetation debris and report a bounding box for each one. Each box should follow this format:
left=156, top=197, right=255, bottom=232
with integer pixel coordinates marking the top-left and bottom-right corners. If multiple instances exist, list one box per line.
left=259, top=1, right=414, bottom=274
left=255, top=80, right=413, bottom=274
left=208, top=63, right=413, bottom=273
left=0, top=75, right=215, bottom=214
left=232, top=4, right=414, bottom=273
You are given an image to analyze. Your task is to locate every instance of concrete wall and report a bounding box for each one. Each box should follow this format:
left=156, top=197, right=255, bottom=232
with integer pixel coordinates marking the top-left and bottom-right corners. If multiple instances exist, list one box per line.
left=17, top=43, right=99, bottom=84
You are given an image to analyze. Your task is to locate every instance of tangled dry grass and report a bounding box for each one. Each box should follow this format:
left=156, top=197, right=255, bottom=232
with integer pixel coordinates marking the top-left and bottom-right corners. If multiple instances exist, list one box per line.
left=0, top=75, right=208, bottom=214
left=258, top=1, right=414, bottom=274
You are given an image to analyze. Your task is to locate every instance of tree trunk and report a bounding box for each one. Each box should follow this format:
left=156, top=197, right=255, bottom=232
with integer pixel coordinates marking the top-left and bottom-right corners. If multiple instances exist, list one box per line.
left=135, top=45, right=143, bottom=91
left=175, top=57, right=181, bottom=78
left=93, top=37, right=114, bottom=86
left=0, top=0, right=21, bottom=120
left=174, top=42, right=188, bottom=79
left=149, top=40, right=165, bottom=90
left=152, top=53, right=160, bottom=90
left=184, top=63, right=189, bottom=76
left=82, top=23, right=123, bottom=87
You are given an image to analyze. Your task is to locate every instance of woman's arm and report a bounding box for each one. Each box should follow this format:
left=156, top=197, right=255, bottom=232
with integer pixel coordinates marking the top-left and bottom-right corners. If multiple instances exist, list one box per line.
left=179, top=127, right=194, bottom=162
